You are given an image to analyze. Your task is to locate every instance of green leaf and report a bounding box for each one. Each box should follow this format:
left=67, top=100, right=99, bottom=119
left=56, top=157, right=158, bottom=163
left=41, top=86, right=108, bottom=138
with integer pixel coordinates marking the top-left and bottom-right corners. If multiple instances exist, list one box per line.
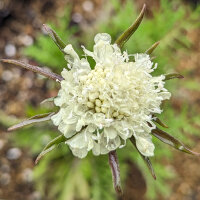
left=8, top=112, right=55, bottom=131
left=115, top=4, right=146, bottom=49
left=164, top=73, right=184, bottom=81
left=43, top=24, right=66, bottom=52
left=130, top=137, right=156, bottom=180
left=35, top=134, right=67, bottom=164
left=151, top=127, right=200, bottom=156
left=1, top=59, right=64, bottom=81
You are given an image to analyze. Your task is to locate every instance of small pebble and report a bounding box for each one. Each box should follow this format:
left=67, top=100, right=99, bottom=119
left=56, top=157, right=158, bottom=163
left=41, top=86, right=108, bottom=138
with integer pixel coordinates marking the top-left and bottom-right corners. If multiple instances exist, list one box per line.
left=0, top=173, right=11, bottom=185
left=21, top=168, right=33, bottom=182
left=82, top=1, right=94, bottom=12
left=72, top=13, right=83, bottom=23
left=2, top=70, right=13, bottom=82
left=7, top=148, right=22, bottom=160
left=0, top=139, right=5, bottom=150
left=5, top=44, right=16, bottom=57
left=1, top=164, right=10, bottom=173
left=18, top=34, right=33, bottom=46
left=29, top=191, right=42, bottom=200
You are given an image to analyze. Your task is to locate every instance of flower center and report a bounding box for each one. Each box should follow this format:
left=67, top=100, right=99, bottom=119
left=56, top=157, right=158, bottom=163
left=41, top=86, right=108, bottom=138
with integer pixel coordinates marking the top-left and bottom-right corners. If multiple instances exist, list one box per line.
left=79, top=66, right=128, bottom=119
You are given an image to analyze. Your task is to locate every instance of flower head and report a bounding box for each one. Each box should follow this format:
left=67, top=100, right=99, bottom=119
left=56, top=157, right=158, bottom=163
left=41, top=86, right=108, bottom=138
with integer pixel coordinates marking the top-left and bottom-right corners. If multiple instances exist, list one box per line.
left=51, top=33, right=171, bottom=158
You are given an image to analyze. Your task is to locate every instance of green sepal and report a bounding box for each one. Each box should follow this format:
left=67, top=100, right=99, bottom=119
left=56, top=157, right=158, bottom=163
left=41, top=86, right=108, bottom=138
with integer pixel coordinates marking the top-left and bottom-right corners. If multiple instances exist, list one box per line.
left=8, top=112, right=55, bottom=131
left=153, top=115, right=168, bottom=128
left=1, top=59, right=64, bottom=81
left=115, top=4, right=146, bottom=49
left=130, top=137, right=156, bottom=180
left=35, top=134, right=67, bottom=164
left=151, top=127, right=200, bottom=156
left=164, top=73, right=184, bottom=81
left=145, top=41, right=160, bottom=55
left=43, top=24, right=66, bottom=52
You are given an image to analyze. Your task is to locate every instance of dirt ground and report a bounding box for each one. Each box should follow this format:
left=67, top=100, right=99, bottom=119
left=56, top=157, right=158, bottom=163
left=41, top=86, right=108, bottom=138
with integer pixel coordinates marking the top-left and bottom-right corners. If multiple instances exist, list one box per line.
left=0, top=0, right=200, bottom=200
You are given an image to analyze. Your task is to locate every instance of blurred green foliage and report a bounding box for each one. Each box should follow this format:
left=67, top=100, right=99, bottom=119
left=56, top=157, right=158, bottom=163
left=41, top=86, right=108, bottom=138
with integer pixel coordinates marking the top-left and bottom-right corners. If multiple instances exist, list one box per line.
left=23, top=7, right=78, bottom=72
left=12, top=0, right=200, bottom=199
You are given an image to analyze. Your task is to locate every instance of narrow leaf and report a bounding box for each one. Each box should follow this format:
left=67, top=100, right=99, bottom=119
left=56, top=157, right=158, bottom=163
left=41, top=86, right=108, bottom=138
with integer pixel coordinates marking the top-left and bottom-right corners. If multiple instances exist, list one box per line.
left=43, top=24, right=66, bottom=52
left=1, top=59, right=64, bottom=81
left=152, top=115, right=168, bottom=128
left=108, top=151, right=123, bottom=197
left=145, top=41, right=160, bottom=55
left=35, top=134, right=66, bottom=164
left=8, top=112, right=55, bottom=131
left=164, top=73, right=184, bottom=81
left=115, top=4, right=146, bottom=49
left=130, top=137, right=156, bottom=180
left=151, top=127, right=200, bottom=156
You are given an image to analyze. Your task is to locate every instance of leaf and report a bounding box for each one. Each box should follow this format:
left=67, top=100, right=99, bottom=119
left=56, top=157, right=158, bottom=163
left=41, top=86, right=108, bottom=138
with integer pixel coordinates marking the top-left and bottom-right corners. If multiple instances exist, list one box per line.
left=151, top=127, right=200, bottom=156
left=164, top=73, right=184, bottom=81
left=115, top=4, right=146, bottom=49
left=145, top=41, right=160, bottom=55
left=130, top=137, right=156, bottom=180
left=152, top=115, right=168, bottom=128
left=43, top=24, right=66, bottom=52
left=108, top=150, right=123, bottom=197
left=8, top=112, right=55, bottom=131
left=1, top=59, right=64, bottom=81
left=35, top=134, right=67, bottom=164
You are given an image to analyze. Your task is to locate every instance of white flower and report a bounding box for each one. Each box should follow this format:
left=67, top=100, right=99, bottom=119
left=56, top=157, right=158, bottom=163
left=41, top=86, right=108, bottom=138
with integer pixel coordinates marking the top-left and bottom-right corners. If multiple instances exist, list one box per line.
left=51, top=33, right=171, bottom=158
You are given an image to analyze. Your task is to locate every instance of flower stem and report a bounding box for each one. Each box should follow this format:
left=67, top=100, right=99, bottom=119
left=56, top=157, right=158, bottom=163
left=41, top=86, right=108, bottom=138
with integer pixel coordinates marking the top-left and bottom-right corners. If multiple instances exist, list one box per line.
left=108, top=150, right=123, bottom=197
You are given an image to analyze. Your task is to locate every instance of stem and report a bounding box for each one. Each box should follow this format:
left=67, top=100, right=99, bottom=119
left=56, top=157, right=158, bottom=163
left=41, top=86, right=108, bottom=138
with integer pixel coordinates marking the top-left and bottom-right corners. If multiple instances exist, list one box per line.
left=108, top=150, right=123, bottom=197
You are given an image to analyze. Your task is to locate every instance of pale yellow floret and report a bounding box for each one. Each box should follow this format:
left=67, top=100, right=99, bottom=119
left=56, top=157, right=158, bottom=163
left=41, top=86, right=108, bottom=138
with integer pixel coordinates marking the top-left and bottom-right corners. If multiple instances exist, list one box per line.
left=95, top=99, right=102, bottom=107
left=87, top=101, right=94, bottom=109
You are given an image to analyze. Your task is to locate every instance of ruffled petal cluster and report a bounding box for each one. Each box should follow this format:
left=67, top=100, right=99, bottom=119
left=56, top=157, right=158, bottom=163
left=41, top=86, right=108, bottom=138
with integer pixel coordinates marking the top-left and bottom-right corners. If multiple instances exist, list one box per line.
left=51, top=33, right=171, bottom=158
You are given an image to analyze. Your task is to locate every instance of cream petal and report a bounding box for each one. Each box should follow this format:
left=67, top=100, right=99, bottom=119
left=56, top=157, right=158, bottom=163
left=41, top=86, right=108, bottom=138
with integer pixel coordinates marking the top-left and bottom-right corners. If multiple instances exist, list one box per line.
left=94, top=33, right=111, bottom=44
left=64, top=44, right=80, bottom=62
left=104, top=127, right=117, bottom=140
left=58, top=122, right=76, bottom=138
left=94, top=41, right=114, bottom=61
left=135, top=136, right=155, bottom=157
left=51, top=110, right=63, bottom=126
left=81, top=45, right=94, bottom=58
left=92, top=142, right=101, bottom=156
left=76, top=119, right=85, bottom=132
left=106, top=136, right=121, bottom=151
left=69, top=147, right=88, bottom=158
left=99, top=143, right=109, bottom=155
left=66, top=131, right=88, bottom=149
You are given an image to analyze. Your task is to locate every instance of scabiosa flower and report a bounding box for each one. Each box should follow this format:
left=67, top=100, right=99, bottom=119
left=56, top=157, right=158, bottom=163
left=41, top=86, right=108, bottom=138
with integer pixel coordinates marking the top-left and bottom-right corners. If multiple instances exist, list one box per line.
left=2, top=4, right=199, bottom=196
left=51, top=33, right=170, bottom=158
